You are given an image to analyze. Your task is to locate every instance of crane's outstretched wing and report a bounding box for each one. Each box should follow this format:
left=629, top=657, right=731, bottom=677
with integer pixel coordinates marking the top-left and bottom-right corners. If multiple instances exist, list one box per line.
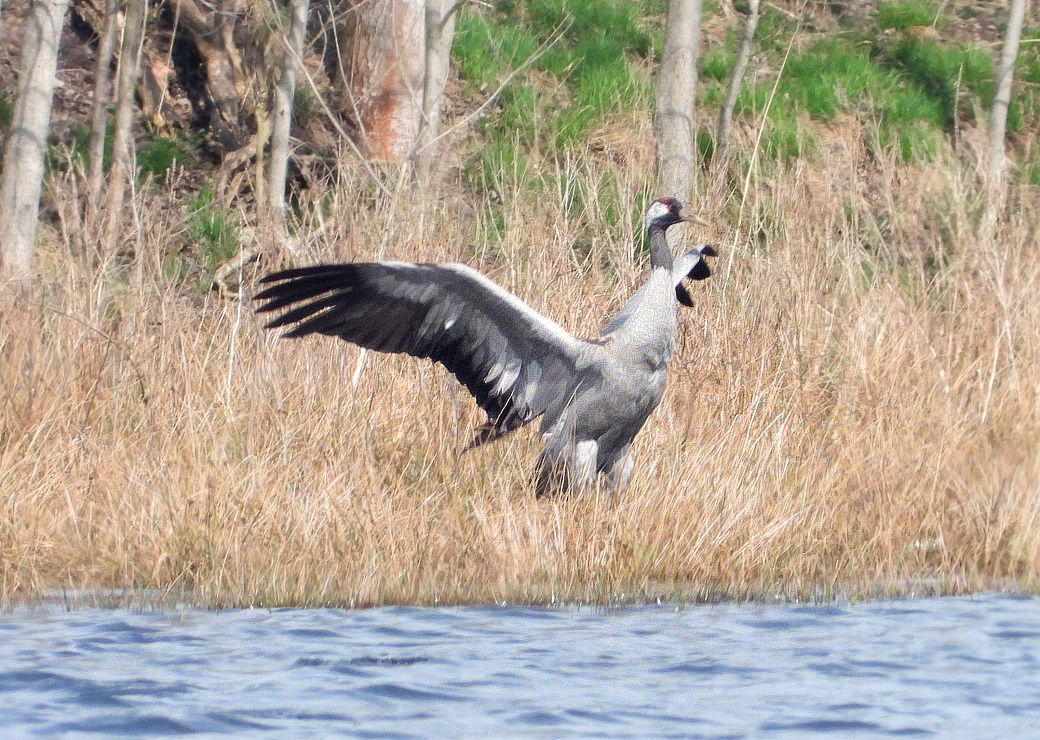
left=255, top=263, right=589, bottom=442
left=673, top=244, right=717, bottom=307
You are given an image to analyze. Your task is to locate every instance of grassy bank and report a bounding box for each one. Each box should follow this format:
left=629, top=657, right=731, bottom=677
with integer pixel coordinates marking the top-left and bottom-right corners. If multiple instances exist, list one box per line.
left=1, top=115, right=1038, bottom=607
left=1, top=0, right=1039, bottom=606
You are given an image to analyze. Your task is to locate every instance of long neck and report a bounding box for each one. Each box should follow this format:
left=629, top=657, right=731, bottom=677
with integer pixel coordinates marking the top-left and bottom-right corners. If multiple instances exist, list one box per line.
left=648, top=224, right=673, bottom=270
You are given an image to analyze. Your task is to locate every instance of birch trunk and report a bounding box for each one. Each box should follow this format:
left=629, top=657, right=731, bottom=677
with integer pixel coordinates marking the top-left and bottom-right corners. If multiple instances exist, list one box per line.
left=979, top=0, right=1026, bottom=245
left=653, top=0, right=703, bottom=204
left=415, top=0, right=457, bottom=176
left=86, top=0, right=120, bottom=207
left=103, top=0, right=146, bottom=251
left=268, top=0, right=309, bottom=234
left=715, top=0, right=759, bottom=164
left=0, top=0, right=71, bottom=282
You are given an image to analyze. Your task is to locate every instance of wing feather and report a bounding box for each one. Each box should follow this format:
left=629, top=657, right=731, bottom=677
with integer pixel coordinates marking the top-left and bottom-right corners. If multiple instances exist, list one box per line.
left=255, top=262, right=588, bottom=438
left=671, top=244, right=717, bottom=307
left=672, top=244, right=717, bottom=285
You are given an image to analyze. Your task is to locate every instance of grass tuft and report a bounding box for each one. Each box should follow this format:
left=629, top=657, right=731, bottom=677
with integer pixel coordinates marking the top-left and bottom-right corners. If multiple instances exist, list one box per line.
left=137, top=133, right=197, bottom=180
left=877, top=0, right=941, bottom=31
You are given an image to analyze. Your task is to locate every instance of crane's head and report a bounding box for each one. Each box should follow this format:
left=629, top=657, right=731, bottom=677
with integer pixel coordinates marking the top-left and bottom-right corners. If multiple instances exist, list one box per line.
left=645, top=197, right=710, bottom=232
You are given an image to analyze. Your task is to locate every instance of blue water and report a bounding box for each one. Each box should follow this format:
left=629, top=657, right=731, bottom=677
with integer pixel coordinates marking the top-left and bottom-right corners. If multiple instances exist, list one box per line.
left=2, top=593, right=1039, bottom=738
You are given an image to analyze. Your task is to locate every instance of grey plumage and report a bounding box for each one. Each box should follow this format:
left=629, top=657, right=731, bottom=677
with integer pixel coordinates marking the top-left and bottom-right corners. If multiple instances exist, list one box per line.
left=255, top=197, right=716, bottom=496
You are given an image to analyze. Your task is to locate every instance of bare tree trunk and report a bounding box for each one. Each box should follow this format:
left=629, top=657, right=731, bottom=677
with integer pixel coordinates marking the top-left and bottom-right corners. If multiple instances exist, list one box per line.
left=86, top=0, right=120, bottom=207
left=715, top=0, right=758, bottom=165
left=268, top=0, right=309, bottom=235
left=981, top=0, right=1026, bottom=243
left=414, top=0, right=457, bottom=177
left=653, top=0, right=703, bottom=204
left=337, top=0, right=425, bottom=162
left=103, top=0, right=146, bottom=252
left=0, top=0, right=71, bottom=282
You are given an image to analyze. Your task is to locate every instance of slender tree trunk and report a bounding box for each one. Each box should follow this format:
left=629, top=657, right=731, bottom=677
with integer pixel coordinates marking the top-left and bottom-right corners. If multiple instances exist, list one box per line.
left=415, top=0, right=457, bottom=176
left=0, top=0, right=71, bottom=282
left=715, top=0, right=759, bottom=164
left=103, top=0, right=147, bottom=252
left=268, top=0, right=309, bottom=234
left=86, top=0, right=120, bottom=208
left=653, top=0, right=703, bottom=204
left=983, top=0, right=1026, bottom=227
left=337, top=0, right=425, bottom=162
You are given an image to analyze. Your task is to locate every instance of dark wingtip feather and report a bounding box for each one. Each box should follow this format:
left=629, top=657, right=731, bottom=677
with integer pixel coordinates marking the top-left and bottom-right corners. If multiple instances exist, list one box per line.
left=259, top=265, right=351, bottom=284
left=258, top=271, right=287, bottom=285
left=700, top=245, right=718, bottom=258
left=254, top=264, right=362, bottom=315
left=688, top=259, right=712, bottom=281
left=675, top=283, right=695, bottom=307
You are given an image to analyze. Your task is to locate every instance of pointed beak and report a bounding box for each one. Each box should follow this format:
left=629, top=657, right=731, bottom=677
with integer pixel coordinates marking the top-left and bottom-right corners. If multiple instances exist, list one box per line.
left=680, top=211, right=710, bottom=227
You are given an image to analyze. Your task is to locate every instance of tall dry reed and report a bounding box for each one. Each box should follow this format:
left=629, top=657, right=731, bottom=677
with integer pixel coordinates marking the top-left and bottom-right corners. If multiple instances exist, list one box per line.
left=0, top=122, right=1037, bottom=607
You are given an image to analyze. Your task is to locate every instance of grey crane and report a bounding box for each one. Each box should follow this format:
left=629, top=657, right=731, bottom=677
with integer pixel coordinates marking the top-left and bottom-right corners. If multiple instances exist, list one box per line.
left=255, top=197, right=716, bottom=496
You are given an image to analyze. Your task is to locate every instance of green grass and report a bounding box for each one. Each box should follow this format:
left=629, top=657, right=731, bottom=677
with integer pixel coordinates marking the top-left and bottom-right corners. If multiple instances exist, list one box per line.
left=783, top=40, right=898, bottom=121
left=718, top=40, right=897, bottom=161
left=51, top=122, right=195, bottom=179
left=48, top=121, right=111, bottom=174
left=453, top=16, right=539, bottom=90
left=1022, top=29, right=1040, bottom=84
left=138, top=133, right=196, bottom=180
left=875, top=36, right=994, bottom=128
left=452, top=0, right=1039, bottom=174
left=753, top=3, right=801, bottom=53
left=452, top=0, right=1040, bottom=177
left=0, top=91, right=11, bottom=170
left=700, top=48, right=735, bottom=82
left=0, top=90, right=12, bottom=127
left=1027, top=162, right=1040, bottom=187
left=453, top=0, right=658, bottom=185
left=185, top=185, right=240, bottom=271
left=707, top=4, right=1028, bottom=164
left=877, top=0, right=941, bottom=30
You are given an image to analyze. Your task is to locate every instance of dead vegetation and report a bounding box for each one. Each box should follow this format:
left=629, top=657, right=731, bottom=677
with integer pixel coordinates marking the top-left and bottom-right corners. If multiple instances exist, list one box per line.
left=1, top=112, right=1037, bottom=606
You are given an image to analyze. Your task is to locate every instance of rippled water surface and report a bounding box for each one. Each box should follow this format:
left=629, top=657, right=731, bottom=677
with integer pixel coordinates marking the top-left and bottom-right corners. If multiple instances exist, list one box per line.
left=2, top=593, right=1040, bottom=738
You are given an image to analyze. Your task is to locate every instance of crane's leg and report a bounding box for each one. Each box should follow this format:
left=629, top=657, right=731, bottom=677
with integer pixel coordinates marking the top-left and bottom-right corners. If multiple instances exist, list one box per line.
left=535, top=450, right=560, bottom=497
left=535, top=434, right=570, bottom=497
left=535, top=433, right=597, bottom=497
left=571, top=440, right=599, bottom=493
left=604, top=444, right=634, bottom=495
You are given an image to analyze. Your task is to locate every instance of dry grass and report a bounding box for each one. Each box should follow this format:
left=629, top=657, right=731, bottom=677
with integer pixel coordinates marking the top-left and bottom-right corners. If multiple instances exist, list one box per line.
left=1, top=123, right=1038, bottom=608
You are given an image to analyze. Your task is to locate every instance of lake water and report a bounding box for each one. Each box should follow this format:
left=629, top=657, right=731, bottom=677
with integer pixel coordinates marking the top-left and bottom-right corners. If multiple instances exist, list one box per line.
left=2, top=592, right=1038, bottom=738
